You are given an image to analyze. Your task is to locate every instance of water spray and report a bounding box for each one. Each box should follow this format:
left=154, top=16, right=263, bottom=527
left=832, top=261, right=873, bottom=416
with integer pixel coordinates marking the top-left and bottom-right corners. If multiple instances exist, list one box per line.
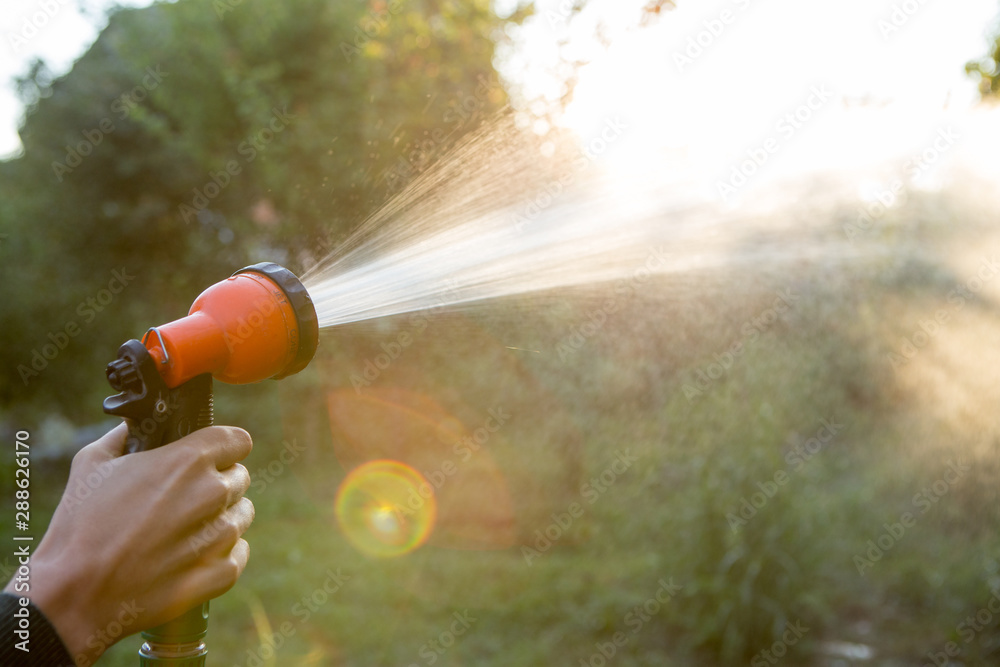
left=83, top=101, right=946, bottom=664
left=101, top=262, right=318, bottom=665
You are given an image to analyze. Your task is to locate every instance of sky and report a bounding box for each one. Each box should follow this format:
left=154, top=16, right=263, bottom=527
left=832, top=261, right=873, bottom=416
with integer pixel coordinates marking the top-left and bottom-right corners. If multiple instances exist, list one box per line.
left=506, top=0, right=1000, bottom=204
left=0, top=0, right=152, bottom=158
left=508, top=0, right=1000, bottom=130
left=1, top=0, right=998, bottom=161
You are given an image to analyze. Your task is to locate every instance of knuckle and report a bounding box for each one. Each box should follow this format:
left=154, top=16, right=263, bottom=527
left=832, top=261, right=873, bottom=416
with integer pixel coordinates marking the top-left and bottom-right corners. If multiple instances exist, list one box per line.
left=211, top=474, right=230, bottom=505
left=228, top=426, right=253, bottom=454
left=188, top=443, right=214, bottom=471
left=70, top=447, right=91, bottom=469
left=228, top=542, right=249, bottom=579
left=235, top=463, right=251, bottom=488
left=221, top=517, right=241, bottom=543
left=242, top=497, right=256, bottom=524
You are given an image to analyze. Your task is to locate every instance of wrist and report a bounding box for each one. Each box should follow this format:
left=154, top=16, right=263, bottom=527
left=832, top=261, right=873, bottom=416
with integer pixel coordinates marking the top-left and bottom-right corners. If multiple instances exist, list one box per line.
left=16, top=549, right=101, bottom=667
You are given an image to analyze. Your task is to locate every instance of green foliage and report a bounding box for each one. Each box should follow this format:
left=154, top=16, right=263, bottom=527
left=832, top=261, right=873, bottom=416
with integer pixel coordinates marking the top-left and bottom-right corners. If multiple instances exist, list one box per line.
left=0, top=0, right=522, bottom=421
left=967, top=12, right=1000, bottom=97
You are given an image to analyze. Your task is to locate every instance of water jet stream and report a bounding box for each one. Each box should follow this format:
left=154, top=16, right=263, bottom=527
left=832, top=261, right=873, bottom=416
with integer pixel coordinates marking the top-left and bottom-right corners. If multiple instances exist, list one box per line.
left=301, top=107, right=999, bottom=329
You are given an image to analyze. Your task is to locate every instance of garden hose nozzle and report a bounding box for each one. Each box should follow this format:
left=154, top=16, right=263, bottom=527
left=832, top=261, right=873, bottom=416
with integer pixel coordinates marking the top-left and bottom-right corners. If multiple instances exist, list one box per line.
left=104, top=262, right=319, bottom=452
left=101, top=262, right=318, bottom=665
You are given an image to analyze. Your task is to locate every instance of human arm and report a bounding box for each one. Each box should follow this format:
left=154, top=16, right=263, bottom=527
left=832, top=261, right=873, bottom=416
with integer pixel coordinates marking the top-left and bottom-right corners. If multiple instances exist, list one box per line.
left=2, top=422, right=254, bottom=666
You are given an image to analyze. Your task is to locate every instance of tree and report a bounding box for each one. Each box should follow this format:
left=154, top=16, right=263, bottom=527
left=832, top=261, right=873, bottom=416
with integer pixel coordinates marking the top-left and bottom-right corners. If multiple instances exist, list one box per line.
left=0, top=0, right=530, bottom=419
left=967, top=13, right=1000, bottom=97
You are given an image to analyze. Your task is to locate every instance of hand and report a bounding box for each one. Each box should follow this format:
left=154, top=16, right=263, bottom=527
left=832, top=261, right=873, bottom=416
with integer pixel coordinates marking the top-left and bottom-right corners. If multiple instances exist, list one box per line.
left=4, top=423, right=255, bottom=666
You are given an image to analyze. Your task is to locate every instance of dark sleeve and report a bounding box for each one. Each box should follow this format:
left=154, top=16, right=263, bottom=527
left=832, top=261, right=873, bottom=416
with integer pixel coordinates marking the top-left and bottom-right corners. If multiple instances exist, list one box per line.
left=0, top=593, right=75, bottom=666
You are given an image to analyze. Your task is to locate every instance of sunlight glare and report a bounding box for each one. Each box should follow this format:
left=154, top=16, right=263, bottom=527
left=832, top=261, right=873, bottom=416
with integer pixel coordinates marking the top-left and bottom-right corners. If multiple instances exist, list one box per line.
left=335, top=460, right=437, bottom=558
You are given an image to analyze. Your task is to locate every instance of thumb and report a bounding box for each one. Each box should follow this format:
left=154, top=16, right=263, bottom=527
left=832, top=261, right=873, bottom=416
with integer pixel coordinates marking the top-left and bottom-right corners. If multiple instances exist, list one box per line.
left=81, top=422, right=130, bottom=463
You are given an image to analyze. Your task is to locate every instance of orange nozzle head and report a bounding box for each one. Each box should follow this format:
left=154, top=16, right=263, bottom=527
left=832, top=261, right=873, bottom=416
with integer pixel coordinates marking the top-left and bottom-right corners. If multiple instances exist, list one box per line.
left=142, top=263, right=319, bottom=387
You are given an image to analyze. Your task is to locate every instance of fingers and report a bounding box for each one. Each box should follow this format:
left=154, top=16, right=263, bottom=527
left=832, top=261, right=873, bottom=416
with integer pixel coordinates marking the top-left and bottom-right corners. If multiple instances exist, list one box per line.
left=179, top=504, right=252, bottom=604
left=203, top=426, right=253, bottom=470
left=170, top=425, right=253, bottom=471
left=194, top=539, right=251, bottom=602
left=189, top=497, right=255, bottom=558
left=219, top=463, right=251, bottom=508
left=208, top=537, right=250, bottom=599
left=166, top=539, right=251, bottom=620
left=154, top=426, right=255, bottom=606
left=85, top=424, right=251, bottom=471
left=231, top=538, right=250, bottom=579
left=194, top=461, right=250, bottom=518
left=230, top=496, right=256, bottom=537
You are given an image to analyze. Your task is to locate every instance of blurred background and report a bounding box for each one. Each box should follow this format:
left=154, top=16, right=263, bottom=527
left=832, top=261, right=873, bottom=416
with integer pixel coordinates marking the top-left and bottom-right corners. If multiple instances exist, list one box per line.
left=4, top=0, right=1000, bottom=664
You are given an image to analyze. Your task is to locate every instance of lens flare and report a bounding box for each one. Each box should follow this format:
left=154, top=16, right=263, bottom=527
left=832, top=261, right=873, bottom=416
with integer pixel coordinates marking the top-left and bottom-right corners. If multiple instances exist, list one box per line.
left=335, top=459, right=436, bottom=558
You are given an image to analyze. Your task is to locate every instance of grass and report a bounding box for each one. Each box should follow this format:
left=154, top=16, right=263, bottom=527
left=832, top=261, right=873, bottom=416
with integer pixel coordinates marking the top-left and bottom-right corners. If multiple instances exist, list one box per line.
left=5, top=187, right=1000, bottom=666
